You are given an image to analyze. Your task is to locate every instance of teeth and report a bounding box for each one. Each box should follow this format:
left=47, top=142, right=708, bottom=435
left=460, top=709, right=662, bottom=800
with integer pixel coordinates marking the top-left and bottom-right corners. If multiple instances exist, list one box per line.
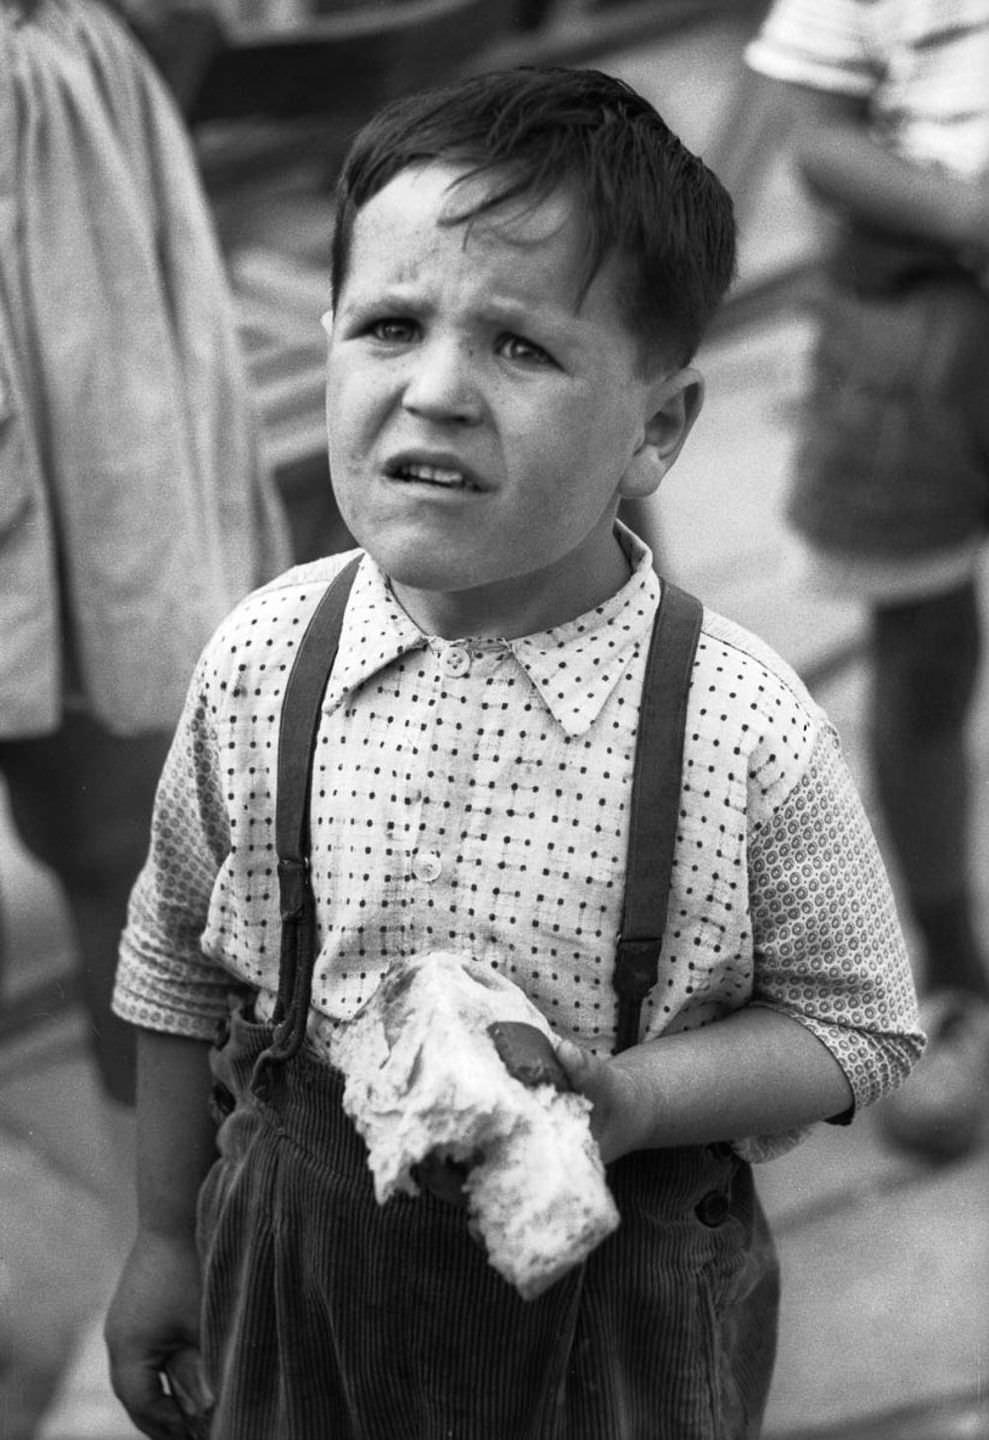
left=398, top=463, right=465, bottom=486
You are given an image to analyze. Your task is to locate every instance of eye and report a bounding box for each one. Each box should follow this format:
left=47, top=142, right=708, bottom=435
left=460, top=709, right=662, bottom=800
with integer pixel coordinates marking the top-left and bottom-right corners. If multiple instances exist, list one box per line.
left=498, top=333, right=555, bottom=367
left=368, top=318, right=419, bottom=344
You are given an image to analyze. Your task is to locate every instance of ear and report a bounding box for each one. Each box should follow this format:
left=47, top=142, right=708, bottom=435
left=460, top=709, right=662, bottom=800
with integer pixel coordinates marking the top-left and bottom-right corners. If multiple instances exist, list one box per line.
left=619, top=367, right=705, bottom=501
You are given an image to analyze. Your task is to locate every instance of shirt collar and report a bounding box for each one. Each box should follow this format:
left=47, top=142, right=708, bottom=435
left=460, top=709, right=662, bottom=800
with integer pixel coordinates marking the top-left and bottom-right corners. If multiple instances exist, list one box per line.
left=319, top=555, right=428, bottom=715
left=508, top=527, right=659, bottom=736
left=321, top=526, right=660, bottom=737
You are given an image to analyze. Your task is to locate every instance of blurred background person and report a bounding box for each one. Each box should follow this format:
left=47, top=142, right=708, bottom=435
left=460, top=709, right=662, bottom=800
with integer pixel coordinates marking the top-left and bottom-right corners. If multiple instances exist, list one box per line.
left=0, top=0, right=290, bottom=1145
left=746, top=0, right=989, bottom=1158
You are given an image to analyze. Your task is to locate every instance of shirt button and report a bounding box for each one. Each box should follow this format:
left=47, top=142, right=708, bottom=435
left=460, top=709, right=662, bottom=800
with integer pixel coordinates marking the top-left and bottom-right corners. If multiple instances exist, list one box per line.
left=413, top=850, right=443, bottom=883
left=442, top=644, right=471, bottom=677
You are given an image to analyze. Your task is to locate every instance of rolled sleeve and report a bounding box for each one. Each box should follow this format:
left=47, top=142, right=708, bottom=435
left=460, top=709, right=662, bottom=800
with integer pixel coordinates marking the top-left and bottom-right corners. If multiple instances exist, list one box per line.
left=113, top=658, right=235, bottom=1038
left=747, top=725, right=925, bottom=1118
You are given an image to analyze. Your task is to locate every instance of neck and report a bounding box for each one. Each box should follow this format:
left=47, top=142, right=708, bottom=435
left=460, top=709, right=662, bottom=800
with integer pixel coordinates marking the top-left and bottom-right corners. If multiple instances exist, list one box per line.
left=390, top=531, right=633, bottom=641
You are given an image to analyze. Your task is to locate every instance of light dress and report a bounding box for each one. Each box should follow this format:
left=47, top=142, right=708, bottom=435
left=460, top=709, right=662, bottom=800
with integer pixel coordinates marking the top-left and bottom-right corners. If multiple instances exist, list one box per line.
left=0, top=0, right=290, bottom=738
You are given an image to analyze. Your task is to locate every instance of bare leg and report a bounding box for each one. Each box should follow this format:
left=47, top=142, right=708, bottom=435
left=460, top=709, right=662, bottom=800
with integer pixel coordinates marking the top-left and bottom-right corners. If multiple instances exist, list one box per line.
left=870, top=581, right=989, bottom=1157
left=0, top=714, right=172, bottom=1105
left=870, top=581, right=987, bottom=998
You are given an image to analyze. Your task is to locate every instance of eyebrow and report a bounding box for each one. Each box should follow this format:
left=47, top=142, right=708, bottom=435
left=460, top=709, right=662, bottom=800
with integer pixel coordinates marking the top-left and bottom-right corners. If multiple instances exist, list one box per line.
left=481, top=295, right=569, bottom=329
left=338, top=285, right=582, bottom=338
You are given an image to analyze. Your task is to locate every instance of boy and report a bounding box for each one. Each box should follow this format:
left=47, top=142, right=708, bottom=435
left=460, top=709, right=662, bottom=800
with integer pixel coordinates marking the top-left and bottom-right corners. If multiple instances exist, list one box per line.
left=106, top=67, right=923, bottom=1439
left=747, top=0, right=989, bottom=1158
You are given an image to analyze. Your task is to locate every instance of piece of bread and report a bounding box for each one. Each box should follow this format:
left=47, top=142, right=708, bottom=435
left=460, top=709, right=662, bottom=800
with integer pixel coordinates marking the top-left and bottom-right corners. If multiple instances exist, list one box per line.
left=332, top=951, right=620, bottom=1300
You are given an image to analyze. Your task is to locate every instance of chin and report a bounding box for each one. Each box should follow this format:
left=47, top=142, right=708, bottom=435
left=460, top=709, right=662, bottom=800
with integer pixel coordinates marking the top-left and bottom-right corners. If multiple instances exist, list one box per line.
left=388, top=559, right=494, bottom=598
left=356, top=526, right=484, bottom=589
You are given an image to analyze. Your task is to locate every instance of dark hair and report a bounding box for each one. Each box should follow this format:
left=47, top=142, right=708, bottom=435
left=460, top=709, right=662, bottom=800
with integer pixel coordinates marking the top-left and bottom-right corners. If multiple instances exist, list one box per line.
left=330, top=66, right=736, bottom=367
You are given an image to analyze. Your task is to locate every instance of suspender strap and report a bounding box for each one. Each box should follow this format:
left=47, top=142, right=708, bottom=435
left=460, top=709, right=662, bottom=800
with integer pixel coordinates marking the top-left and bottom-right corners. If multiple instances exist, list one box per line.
left=257, top=556, right=362, bottom=1088
left=613, top=581, right=703, bottom=1054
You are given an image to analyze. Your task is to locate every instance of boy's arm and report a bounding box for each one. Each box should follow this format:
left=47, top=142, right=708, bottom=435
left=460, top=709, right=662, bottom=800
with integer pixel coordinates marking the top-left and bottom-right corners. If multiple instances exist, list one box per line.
left=106, top=1029, right=217, bottom=1440
left=559, top=1009, right=852, bottom=1166
left=113, top=653, right=236, bottom=1043
left=778, top=82, right=989, bottom=269
left=560, top=722, right=921, bottom=1165
left=107, top=639, right=243, bottom=1435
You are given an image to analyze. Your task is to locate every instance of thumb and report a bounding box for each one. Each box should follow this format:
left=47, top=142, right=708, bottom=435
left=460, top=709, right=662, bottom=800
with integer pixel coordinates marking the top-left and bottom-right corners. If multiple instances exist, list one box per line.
left=556, top=1039, right=593, bottom=1092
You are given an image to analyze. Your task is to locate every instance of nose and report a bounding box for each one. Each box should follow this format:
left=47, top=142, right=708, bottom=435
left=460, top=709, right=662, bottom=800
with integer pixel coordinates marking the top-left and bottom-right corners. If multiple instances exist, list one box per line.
left=401, top=337, right=482, bottom=424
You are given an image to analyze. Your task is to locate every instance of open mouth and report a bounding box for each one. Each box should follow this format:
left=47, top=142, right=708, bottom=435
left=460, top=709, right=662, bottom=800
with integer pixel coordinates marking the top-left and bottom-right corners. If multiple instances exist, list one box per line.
left=385, top=459, right=480, bottom=491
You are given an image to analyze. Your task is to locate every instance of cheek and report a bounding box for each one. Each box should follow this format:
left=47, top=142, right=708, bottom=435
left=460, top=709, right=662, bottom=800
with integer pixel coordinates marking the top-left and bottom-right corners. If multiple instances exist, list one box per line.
left=325, top=373, right=369, bottom=465
left=518, top=394, right=593, bottom=468
left=330, top=360, right=397, bottom=446
left=531, top=404, right=631, bottom=503
left=325, top=365, right=344, bottom=428
left=326, top=348, right=370, bottom=412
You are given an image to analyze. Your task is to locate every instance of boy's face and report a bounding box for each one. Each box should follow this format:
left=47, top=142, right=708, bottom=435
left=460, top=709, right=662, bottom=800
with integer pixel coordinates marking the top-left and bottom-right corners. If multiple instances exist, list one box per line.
left=325, top=163, right=699, bottom=637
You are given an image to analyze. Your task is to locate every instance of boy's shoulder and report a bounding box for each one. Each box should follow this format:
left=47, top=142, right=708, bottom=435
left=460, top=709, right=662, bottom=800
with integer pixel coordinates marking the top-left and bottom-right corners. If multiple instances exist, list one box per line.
left=248, top=548, right=365, bottom=609
left=689, top=600, right=832, bottom=804
left=694, top=600, right=819, bottom=714
left=196, top=549, right=366, bottom=680
left=217, top=549, right=364, bottom=635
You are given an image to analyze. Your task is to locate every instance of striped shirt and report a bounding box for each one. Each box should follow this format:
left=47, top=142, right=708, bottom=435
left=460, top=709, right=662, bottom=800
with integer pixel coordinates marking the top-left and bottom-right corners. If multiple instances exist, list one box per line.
left=746, top=0, right=989, bottom=179
left=114, top=533, right=923, bottom=1159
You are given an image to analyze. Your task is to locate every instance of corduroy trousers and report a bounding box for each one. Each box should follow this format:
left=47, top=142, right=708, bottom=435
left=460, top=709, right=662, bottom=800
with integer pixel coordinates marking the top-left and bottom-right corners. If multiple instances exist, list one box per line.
left=196, top=1006, right=779, bottom=1439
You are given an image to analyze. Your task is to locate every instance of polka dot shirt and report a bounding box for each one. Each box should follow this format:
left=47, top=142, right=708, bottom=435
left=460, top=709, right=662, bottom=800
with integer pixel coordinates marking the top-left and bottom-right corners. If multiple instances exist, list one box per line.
left=115, top=531, right=923, bottom=1159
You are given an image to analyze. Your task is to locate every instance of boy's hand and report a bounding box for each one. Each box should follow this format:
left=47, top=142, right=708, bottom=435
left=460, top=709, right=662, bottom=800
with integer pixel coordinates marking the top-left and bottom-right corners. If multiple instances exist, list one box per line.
left=488, top=1020, right=573, bottom=1091
left=105, top=1229, right=213, bottom=1440
left=417, top=1023, right=575, bottom=1204
left=413, top=1151, right=479, bottom=1206
left=556, top=1039, right=650, bottom=1165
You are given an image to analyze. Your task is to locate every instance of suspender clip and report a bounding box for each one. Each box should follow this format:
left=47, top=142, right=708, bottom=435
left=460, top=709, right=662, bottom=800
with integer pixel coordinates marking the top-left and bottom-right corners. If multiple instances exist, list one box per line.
left=278, top=857, right=311, bottom=921
left=613, top=936, right=662, bottom=1054
left=613, top=937, right=662, bottom=1001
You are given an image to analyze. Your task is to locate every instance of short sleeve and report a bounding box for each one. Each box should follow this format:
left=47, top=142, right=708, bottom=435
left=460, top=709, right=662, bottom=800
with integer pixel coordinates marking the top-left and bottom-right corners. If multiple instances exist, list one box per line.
left=113, top=654, right=237, bottom=1038
left=745, top=0, right=879, bottom=97
left=746, top=724, right=924, bottom=1116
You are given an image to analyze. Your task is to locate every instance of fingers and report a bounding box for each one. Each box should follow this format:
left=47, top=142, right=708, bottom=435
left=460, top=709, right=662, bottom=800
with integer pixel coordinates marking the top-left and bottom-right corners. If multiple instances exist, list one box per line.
left=108, top=1354, right=203, bottom=1440
left=165, top=1347, right=215, bottom=1438
left=487, top=1021, right=573, bottom=1091
left=412, top=1151, right=477, bottom=1206
left=555, top=1041, right=628, bottom=1164
left=104, top=1227, right=209, bottom=1437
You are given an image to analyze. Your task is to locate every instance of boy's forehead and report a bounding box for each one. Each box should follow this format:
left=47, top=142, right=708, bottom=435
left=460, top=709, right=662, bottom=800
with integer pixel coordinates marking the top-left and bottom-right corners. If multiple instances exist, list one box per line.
left=345, top=163, right=600, bottom=307
left=358, top=165, right=578, bottom=258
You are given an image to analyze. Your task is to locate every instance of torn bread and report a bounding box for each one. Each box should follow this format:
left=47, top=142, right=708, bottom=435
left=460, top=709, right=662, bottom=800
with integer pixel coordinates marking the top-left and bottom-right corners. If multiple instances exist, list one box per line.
left=332, top=951, right=619, bottom=1300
